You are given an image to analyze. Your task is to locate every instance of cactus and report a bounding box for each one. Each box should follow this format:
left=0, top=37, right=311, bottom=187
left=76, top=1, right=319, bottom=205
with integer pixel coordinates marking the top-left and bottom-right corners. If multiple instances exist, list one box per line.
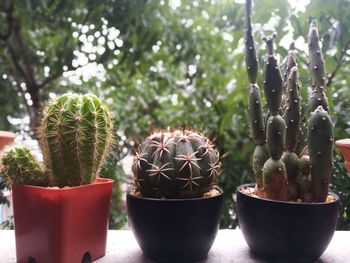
left=307, top=106, right=334, bottom=202
left=245, top=0, right=258, bottom=84
left=131, top=129, right=220, bottom=198
left=263, top=35, right=283, bottom=116
left=0, top=93, right=113, bottom=187
left=1, top=147, right=48, bottom=186
left=41, top=93, right=113, bottom=187
left=245, top=1, right=333, bottom=202
left=282, top=43, right=296, bottom=97
left=308, top=20, right=326, bottom=90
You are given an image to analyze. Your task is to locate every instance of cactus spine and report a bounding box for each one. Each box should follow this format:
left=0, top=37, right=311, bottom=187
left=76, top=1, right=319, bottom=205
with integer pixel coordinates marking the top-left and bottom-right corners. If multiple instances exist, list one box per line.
left=245, top=1, right=333, bottom=202
left=1, top=93, right=113, bottom=187
left=132, top=130, right=220, bottom=198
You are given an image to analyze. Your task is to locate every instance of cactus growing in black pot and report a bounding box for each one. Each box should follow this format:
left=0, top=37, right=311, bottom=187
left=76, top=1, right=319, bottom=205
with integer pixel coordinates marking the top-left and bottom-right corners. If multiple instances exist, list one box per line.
left=236, top=1, right=339, bottom=262
left=127, top=129, right=223, bottom=263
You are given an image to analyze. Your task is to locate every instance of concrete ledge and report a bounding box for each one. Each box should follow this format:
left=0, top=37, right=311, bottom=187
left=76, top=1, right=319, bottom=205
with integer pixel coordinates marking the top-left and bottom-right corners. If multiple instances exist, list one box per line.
left=0, top=230, right=348, bottom=262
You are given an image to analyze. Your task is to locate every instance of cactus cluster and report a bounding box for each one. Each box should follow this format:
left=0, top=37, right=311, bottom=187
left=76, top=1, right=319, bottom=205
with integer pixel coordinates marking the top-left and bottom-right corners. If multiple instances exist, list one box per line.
left=1, top=93, right=113, bottom=187
left=245, top=0, right=333, bottom=202
left=131, top=129, right=221, bottom=198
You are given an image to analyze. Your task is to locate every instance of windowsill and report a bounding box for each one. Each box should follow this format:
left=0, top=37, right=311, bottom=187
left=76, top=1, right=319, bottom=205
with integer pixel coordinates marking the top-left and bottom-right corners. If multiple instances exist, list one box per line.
left=0, top=230, right=348, bottom=262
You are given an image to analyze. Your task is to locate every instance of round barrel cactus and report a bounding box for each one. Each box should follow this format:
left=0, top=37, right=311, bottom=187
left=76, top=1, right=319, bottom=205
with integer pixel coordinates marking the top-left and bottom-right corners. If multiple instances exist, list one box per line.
left=132, top=129, right=221, bottom=198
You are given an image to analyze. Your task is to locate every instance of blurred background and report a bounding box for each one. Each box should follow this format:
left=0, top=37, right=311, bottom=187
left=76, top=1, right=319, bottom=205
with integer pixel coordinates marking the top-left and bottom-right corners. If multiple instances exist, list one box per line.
left=0, top=0, right=349, bottom=230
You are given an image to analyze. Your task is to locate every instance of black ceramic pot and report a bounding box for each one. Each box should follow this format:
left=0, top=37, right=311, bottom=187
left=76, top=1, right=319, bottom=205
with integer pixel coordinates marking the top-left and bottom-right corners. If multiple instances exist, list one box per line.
left=127, top=189, right=223, bottom=263
left=236, top=184, right=340, bottom=263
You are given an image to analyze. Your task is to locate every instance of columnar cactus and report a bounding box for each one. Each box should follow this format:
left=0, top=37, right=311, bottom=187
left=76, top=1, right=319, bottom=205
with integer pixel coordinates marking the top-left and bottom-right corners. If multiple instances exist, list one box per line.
left=245, top=0, right=333, bottom=202
left=131, top=129, right=220, bottom=198
left=41, top=93, right=113, bottom=187
left=1, top=93, right=113, bottom=187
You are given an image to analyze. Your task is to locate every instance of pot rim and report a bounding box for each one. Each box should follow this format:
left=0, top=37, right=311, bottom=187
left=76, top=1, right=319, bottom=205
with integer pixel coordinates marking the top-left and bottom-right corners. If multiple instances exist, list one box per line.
left=127, top=186, right=223, bottom=202
left=336, top=138, right=350, bottom=148
left=237, top=183, right=339, bottom=205
left=0, top=131, right=16, bottom=138
left=12, top=177, right=113, bottom=191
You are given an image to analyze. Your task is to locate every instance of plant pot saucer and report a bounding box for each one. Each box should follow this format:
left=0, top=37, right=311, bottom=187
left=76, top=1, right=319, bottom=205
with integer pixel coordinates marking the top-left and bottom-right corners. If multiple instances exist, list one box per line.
left=127, top=189, right=223, bottom=263
left=236, top=183, right=339, bottom=263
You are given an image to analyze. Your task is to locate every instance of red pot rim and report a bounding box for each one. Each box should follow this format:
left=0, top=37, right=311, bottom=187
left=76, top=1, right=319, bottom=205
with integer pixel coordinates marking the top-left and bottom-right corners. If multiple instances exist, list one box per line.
left=12, top=177, right=113, bottom=191
left=336, top=138, right=350, bottom=148
left=0, top=131, right=16, bottom=138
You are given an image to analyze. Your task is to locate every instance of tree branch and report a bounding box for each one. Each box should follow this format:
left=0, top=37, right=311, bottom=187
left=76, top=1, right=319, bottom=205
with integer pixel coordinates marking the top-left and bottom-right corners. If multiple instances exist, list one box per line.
left=0, top=1, right=13, bottom=41
left=13, top=18, right=38, bottom=89
left=326, top=39, right=350, bottom=88
left=6, top=42, right=31, bottom=84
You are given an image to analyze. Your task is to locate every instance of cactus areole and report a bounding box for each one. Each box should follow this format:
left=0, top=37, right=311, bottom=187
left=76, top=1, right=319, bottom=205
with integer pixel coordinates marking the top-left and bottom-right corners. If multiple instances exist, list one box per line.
left=131, top=129, right=221, bottom=199
left=243, top=0, right=333, bottom=203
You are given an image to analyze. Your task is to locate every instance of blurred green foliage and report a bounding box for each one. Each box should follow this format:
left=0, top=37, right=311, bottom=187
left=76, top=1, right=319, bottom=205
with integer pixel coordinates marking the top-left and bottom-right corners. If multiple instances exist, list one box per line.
left=0, top=0, right=349, bottom=229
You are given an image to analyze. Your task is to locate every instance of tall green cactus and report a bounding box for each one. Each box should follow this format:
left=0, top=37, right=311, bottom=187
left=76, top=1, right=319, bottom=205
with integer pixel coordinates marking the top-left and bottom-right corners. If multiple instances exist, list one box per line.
left=245, top=0, right=258, bottom=84
left=261, top=35, right=288, bottom=201
left=307, top=106, right=333, bottom=202
left=306, top=20, right=329, bottom=119
left=245, top=1, right=333, bottom=202
left=245, top=0, right=269, bottom=197
left=0, top=93, right=113, bottom=187
left=308, top=20, right=326, bottom=90
left=132, top=130, right=220, bottom=198
left=41, top=93, right=113, bottom=187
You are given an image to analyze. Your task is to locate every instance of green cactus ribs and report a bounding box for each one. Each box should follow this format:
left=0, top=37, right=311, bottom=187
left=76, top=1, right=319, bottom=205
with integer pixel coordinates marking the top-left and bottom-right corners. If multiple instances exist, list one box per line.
left=41, top=93, right=113, bottom=187
left=131, top=129, right=221, bottom=199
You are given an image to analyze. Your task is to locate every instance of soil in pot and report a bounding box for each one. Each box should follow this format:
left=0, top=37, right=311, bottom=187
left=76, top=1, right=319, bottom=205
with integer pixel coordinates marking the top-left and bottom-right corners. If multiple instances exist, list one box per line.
left=236, top=184, right=339, bottom=263
left=127, top=188, right=223, bottom=263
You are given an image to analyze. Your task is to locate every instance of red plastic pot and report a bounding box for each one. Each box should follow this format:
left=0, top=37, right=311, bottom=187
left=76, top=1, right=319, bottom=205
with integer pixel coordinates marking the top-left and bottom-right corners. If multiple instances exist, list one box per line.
left=0, top=131, right=16, bottom=151
left=12, top=177, right=113, bottom=263
left=336, top=139, right=350, bottom=174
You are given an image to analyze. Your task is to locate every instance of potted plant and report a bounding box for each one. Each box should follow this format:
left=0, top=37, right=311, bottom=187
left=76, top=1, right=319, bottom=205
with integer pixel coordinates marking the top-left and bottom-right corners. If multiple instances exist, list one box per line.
left=336, top=139, right=350, bottom=173
left=236, top=1, right=339, bottom=262
left=0, top=131, right=15, bottom=211
left=0, top=93, right=114, bottom=263
left=127, top=129, right=223, bottom=263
